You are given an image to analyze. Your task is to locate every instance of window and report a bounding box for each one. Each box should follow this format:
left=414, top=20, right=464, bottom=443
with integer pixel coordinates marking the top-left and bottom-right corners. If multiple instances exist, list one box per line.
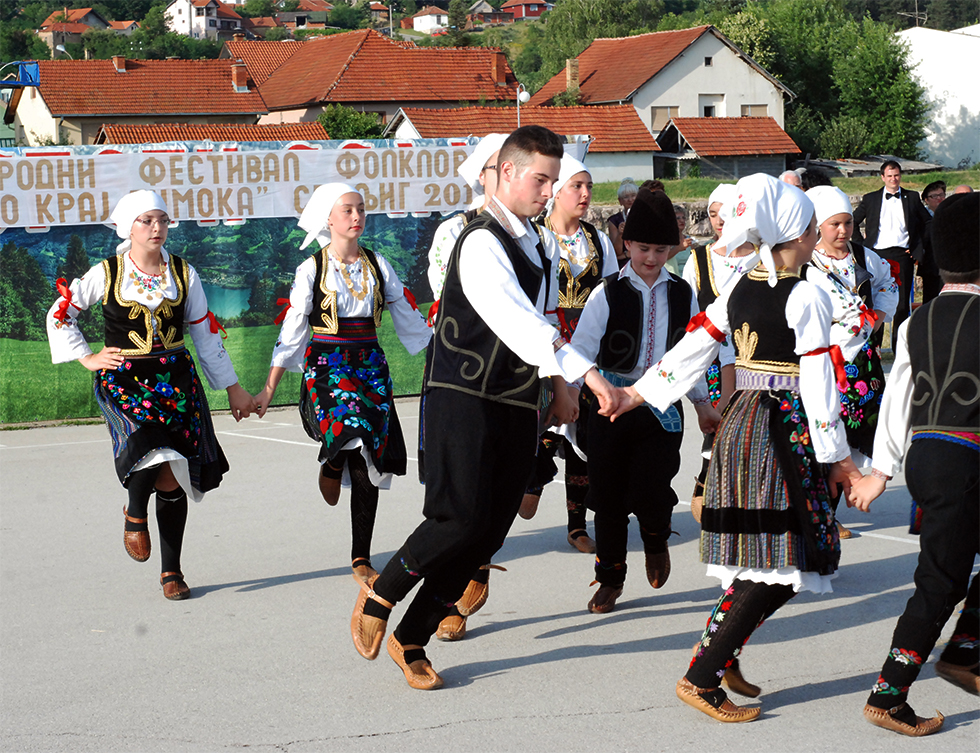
left=703, top=106, right=715, bottom=117
left=740, top=104, right=768, bottom=117
left=296, top=15, right=307, bottom=26
left=699, top=94, right=724, bottom=118
left=195, top=7, right=204, bottom=15
left=651, top=105, right=679, bottom=132
left=704, top=56, right=713, bottom=67
left=208, top=19, right=216, bottom=26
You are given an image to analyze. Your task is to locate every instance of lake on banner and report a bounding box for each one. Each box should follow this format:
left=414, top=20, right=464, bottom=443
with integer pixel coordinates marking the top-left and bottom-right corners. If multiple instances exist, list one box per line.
left=201, top=284, right=251, bottom=319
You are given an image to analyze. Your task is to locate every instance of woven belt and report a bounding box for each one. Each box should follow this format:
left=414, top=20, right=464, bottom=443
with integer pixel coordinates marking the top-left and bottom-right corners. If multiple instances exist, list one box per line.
left=736, top=369, right=800, bottom=392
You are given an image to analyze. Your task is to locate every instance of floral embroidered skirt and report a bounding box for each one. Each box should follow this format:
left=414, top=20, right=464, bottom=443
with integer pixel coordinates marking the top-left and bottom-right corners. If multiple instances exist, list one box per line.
left=299, top=322, right=406, bottom=483
left=95, top=346, right=228, bottom=493
left=701, top=388, right=840, bottom=577
left=838, top=339, right=885, bottom=458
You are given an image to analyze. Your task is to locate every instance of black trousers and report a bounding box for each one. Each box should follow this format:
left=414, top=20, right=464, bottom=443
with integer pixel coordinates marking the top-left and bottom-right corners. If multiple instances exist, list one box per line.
left=869, top=439, right=980, bottom=707
left=587, top=401, right=682, bottom=585
left=386, top=389, right=538, bottom=644
left=875, top=246, right=914, bottom=350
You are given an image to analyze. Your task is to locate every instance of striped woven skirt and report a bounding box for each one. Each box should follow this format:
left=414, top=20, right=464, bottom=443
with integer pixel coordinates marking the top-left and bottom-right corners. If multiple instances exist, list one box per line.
left=701, top=387, right=840, bottom=577
left=94, top=345, right=228, bottom=495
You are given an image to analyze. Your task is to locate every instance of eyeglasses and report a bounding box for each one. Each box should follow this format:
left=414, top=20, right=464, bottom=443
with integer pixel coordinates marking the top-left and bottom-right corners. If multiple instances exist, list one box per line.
left=134, top=216, right=170, bottom=228
left=482, top=164, right=497, bottom=172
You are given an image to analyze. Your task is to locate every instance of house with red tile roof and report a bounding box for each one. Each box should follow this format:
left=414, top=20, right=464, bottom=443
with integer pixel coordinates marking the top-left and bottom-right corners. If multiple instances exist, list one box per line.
left=468, top=1, right=514, bottom=26
left=95, top=121, right=329, bottom=144
left=241, top=16, right=282, bottom=38
left=222, top=30, right=519, bottom=125
left=6, top=57, right=267, bottom=146
left=412, top=5, right=449, bottom=34
left=39, top=7, right=111, bottom=30
left=108, top=20, right=141, bottom=36
left=657, top=116, right=800, bottom=178
left=384, top=104, right=662, bottom=182
left=529, top=26, right=794, bottom=137
left=500, top=1, right=553, bottom=20
left=166, top=0, right=245, bottom=41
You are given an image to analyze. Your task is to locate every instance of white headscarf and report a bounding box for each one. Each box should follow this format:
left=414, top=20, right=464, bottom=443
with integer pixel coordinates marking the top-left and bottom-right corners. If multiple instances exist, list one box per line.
left=298, top=182, right=360, bottom=251
left=715, top=173, right=815, bottom=287
left=547, top=154, right=591, bottom=216
left=108, top=190, right=169, bottom=253
left=456, top=133, right=508, bottom=190
left=707, top=183, right=738, bottom=222
left=807, top=185, right=853, bottom=227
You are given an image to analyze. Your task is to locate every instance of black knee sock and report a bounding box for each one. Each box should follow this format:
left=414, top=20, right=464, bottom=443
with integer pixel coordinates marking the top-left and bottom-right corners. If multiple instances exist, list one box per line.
left=373, top=543, right=423, bottom=605
left=396, top=587, right=455, bottom=647
left=939, top=575, right=980, bottom=667
left=565, top=472, right=589, bottom=532
left=347, top=452, right=379, bottom=564
left=470, top=567, right=490, bottom=586
left=686, top=580, right=795, bottom=689
left=125, top=466, right=159, bottom=522
left=156, top=488, right=188, bottom=574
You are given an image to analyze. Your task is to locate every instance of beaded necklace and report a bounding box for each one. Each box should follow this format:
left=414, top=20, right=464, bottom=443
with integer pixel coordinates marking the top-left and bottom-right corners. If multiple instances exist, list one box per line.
left=546, top=217, right=595, bottom=266
left=331, top=246, right=370, bottom=301
left=128, top=254, right=169, bottom=300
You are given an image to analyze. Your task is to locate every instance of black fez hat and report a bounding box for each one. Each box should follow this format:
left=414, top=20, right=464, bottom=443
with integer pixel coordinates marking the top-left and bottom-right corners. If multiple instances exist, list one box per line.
left=622, top=187, right=680, bottom=246
left=932, top=192, right=979, bottom=274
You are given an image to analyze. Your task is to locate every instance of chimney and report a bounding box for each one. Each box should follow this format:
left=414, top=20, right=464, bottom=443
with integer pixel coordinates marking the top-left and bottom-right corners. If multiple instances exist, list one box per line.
left=232, top=63, right=248, bottom=93
left=112, top=55, right=126, bottom=73
left=233, top=33, right=245, bottom=42
left=491, top=51, right=506, bottom=86
left=566, top=58, right=579, bottom=90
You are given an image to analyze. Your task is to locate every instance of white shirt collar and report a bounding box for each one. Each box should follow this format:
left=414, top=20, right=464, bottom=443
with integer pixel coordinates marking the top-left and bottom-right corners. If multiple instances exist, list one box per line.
left=619, top=260, right=671, bottom=290
left=489, top=197, right=533, bottom=241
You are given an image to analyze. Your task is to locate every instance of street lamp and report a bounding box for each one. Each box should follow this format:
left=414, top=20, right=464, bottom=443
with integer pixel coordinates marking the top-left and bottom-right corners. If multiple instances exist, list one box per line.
left=516, top=83, right=530, bottom=127
left=55, top=45, right=74, bottom=59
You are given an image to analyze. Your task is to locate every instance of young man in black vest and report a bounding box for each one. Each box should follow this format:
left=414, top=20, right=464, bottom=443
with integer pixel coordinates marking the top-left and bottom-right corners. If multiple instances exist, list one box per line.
left=570, top=188, right=721, bottom=614
left=850, top=192, right=979, bottom=737
left=349, top=126, right=618, bottom=689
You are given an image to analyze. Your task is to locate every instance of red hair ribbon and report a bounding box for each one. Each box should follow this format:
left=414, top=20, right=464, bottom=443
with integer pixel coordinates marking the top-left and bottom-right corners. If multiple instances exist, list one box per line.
left=402, top=286, right=418, bottom=311
left=53, top=277, right=74, bottom=322
left=426, top=298, right=440, bottom=327
left=858, top=305, right=878, bottom=330
left=686, top=311, right=725, bottom=343
left=190, top=310, right=227, bottom=339
left=273, top=298, right=291, bottom=325
left=806, top=344, right=848, bottom=390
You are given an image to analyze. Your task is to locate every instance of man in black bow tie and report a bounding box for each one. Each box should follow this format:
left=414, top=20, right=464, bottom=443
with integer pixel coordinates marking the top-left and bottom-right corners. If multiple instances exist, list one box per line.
left=853, top=160, right=933, bottom=349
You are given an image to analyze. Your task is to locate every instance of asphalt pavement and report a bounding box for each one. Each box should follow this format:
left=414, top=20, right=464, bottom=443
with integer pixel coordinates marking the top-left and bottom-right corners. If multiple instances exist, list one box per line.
left=1, top=399, right=977, bottom=752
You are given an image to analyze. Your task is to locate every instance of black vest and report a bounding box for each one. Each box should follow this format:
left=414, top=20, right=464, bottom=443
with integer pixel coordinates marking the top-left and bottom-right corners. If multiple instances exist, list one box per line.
left=102, top=253, right=188, bottom=355
left=691, top=244, right=719, bottom=312
left=426, top=212, right=549, bottom=409
left=556, top=220, right=608, bottom=337
left=907, top=293, right=980, bottom=432
left=596, top=271, right=692, bottom=374
left=800, top=241, right=874, bottom=310
left=728, top=269, right=801, bottom=374
left=307, top=246, right=385, bottom=333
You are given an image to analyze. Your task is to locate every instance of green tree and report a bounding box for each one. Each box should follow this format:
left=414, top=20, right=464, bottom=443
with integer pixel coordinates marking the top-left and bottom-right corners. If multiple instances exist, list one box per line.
left=330, top=2, right=369, bottom=29
left=316, top=104, right=382, bottom=139
left=817, top=114, right=871, bottom=158
left=81, top=28, right=129, bottom=59
left=447, top=0, right=468, bottom=46
left=264, top=26, right=290, bottom=41
left=238, top=0, right=277, bottom=19
left=717, top=10, right=775, bottom=69
left=0, top=241, right=51, bottom=341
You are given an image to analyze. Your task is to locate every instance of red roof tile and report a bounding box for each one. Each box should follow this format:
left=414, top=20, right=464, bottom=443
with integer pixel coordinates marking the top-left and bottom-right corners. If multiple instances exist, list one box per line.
left=531, top=26, right=711, bottom=106
left=32, top=59, right=267, bottom=116
left=108, top=21, right=139, bottom=30
left=40, top=7, right=99, bottom=27
left=42, top=22, right=91, bottom=33
left=295, top=0, right=333, bottom=9
left=415, top=5, right=446, bottom=16
left=244, top=16, right=281, bottom=28
left=227, top=30, right=518, bottom=111
left=394, top=104, right=660, bottom=153
left=665, top=117, right=799, bottom=156
left=97, top=121, right=328, bottom=143
left=216, top=2, right=242, bottom=20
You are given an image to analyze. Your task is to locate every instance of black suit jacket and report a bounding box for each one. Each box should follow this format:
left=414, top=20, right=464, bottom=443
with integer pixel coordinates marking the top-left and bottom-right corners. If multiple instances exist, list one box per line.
left=852, top=187, right=932, bottom=263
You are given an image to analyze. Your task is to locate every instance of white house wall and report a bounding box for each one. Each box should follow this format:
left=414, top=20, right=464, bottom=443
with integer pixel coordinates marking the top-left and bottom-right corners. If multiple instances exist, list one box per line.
left=582, top=151, right=656, bottom=183
left=12, top=89, right=58, bottom=145
left=631, top=34, right=785, bottom=132
left=897, top=26, right=980, bottom=169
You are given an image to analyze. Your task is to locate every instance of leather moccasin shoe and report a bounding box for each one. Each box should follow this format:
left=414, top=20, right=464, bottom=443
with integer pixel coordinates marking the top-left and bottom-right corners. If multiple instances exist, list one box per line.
left=935, top=660, right=980, bottom=695
left=588, top=582, right=623, bottom=614
left=518, top=493, right=541, bottom=520
left=863, top=703, right=944, bottom=736
left=645, top=544, right=671, bottom=589
left=123, top=506, right=151, bottom=562
left=676, top=678, right=760, bottom=723
left=723, top=662, right=761, bottom=698
left=435, top=613, right=467, bottom=641
left=457, top=564, right=505, bottom=616
left=387, top=634, right=443, bottom=690
left=567, top=529, right=596, bottom=554
left=161, top=571, right=190, bottom=601
left=836, top=520, right=853, bottom=539
left=351, top=581, right=392, bottom=660
left=351, top=559, right=378, bottom=586
left=318, top=471, right=341, bottom=506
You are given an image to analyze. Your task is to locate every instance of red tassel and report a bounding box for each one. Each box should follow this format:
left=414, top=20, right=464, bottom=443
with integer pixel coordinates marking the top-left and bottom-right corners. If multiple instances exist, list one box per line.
left=403, top=286, right=418, bottom=311
left=53, top=277, right=74, bottom=322
left=206, top=311, right=227, bottom=339
left=806, top=344, right=848, bottom=390
left=426, top=298, right=440, bottom=327
left=686, top=311, right=725, bottom=343
left=273, top=297, right=291, bottom=325
left=886, top=259, right=902, bottom=286
left=858, top=305, right=878, bottom=330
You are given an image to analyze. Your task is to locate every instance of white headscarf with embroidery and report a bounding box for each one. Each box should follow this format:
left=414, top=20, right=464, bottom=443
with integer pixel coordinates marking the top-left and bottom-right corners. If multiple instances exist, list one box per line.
left=707, top=183, right=738, bottom=223
left=108, top=190, right=170, bottom=253
left=297, top=182, right=360, bottom=251
left=807, top=185, right=853, bottom=227
left=716, top=173, right=815, bottom=287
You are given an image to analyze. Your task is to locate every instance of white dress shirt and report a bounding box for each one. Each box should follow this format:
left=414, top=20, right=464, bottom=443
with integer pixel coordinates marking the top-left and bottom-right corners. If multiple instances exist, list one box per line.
left=875, top=189, right=909, bottom=249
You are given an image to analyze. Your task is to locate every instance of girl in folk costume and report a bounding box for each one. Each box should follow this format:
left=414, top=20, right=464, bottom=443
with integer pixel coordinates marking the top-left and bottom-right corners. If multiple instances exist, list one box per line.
left=254, top=184, right=430, bottom=585
left=848, top=193, right=979, bottom=738
left=46, top=190, right=256, bottom=600
left=802, top=186, right=898, bottom=538
left=519, top=155, right=619, bottom=555
left=571, top=188, right=720, bottom=614
left=607, top=177, right=638, bottom=266
left=681, top=183, right=760, bottom=521
left=614, top=174, right=862, bottom=722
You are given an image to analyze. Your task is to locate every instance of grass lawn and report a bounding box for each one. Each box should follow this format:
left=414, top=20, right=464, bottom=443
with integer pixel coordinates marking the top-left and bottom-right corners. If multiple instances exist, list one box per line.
left=592, top=169, right=979, bottom=205
left=0, top=308, right=427, bottom=425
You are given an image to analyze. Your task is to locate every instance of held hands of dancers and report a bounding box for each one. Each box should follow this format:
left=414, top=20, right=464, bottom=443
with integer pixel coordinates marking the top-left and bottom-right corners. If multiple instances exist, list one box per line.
left=847, top=473, right=887, bottom=512
left=827, top=456, right=863, bottom=502
left=544, top=377, right=580, bottom=426
left=226, top=383, right=258, bottom=422
left=693, top=402, right=722, bottom=434
left=253, top=366, right=286, bottom=419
